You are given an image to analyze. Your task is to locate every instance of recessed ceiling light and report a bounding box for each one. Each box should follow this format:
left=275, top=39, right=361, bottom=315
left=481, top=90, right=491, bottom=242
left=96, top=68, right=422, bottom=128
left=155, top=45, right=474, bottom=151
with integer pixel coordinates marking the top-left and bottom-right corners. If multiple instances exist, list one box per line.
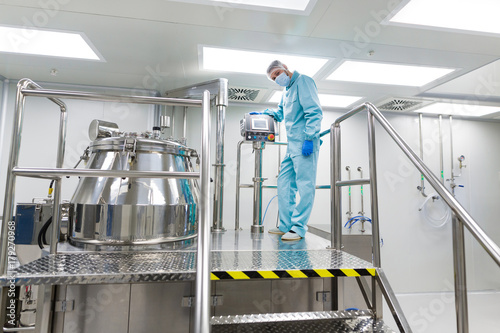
left=0, top=25, right=101, bottom=60
left=212, top=0, right=312, bottom=11
left=201, top=46, right=329, bottom=78
left=269, top=91, right=362, bottom=108
left=414, top=102, right=500, bottom=117
left=326, top=60, right=455, bottom=86
left=389, top=0, right=500, bottom=35
left=170, top=0, right=315, bottom=13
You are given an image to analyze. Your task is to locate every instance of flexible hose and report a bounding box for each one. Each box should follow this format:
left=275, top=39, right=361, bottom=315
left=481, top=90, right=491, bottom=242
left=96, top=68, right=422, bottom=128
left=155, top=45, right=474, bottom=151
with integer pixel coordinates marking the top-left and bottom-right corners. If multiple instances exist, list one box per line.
left=418, top=193, right=450, bottom=228
left=344, top=215, right=372, bottom=228
left=261, top=195, right=278, bottom=226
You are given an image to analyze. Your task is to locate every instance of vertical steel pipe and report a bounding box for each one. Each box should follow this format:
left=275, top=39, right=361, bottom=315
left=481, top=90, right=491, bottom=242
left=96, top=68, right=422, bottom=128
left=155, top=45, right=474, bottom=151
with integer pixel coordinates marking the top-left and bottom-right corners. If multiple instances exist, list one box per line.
left=331, top=124, right=342, bottom=249
left=367, top=111, right=381, bottom=268
left=357, top=167, right=365, bottom=215
left=449, top=116, right=455, bottom=195
left=212, top=105, right=226, bottom=231
left=418, top=113, right=427, bottom=196
left=0, top=79, right=29, bottom=274
left=452, top=214, right=469, bottom=333
left=171, top=106, right=176, bottom=138
left=235, top=140, right=244, bottom=230
left=0, top=79, right=9, bottom=171
left=346, top=166, right=352, bottom=222
left=251, top=141, right=264, bottom=233
left=49, top=104, right=67, bottom=254
left=439, top=115, right=444, bottom=184
left=194, top=90, right=212, bottom=333
left=182, top=106, right=187, bottom=143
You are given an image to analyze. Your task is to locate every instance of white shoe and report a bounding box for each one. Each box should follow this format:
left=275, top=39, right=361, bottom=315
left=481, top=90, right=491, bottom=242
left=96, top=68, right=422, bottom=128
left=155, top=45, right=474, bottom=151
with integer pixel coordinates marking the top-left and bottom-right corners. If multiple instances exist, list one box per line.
left=281, top=231, right=302, bottom=241
left=268, top=227, right=285, bottom=235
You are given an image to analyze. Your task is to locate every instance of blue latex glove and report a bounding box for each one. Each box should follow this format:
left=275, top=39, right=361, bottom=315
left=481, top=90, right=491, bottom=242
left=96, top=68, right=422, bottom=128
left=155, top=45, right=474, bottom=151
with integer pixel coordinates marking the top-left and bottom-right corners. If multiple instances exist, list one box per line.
left=249, top=111, right=262, bottom=115
left=262, top=109, right=276, bottom=119
left=302, top=140, right=313, bottom=156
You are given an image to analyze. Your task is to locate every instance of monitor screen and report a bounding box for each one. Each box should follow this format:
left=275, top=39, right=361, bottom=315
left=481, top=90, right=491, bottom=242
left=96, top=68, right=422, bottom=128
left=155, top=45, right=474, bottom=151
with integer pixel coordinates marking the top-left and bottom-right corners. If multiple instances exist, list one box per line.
left=252, top=118, right=269, bottom=130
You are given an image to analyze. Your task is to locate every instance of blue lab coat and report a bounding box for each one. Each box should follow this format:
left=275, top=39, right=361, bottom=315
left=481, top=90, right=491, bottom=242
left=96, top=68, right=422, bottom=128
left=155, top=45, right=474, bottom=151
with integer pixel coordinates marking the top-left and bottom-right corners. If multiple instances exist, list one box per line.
left=265, top=71, right=322, bottom=237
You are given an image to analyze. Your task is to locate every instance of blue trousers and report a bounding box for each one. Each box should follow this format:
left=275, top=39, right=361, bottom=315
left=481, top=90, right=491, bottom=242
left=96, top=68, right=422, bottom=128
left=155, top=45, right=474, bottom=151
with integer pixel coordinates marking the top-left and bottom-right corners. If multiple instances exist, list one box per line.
left=277, top=151, right=318, bottom=237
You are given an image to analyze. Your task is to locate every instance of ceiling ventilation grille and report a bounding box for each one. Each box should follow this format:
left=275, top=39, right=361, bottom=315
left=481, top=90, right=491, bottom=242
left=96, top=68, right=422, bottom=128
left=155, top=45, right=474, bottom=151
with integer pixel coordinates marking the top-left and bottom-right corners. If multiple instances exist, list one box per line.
left=377, top=98, right=431, bottom=112
left=228, top=87, right=263, bottom=103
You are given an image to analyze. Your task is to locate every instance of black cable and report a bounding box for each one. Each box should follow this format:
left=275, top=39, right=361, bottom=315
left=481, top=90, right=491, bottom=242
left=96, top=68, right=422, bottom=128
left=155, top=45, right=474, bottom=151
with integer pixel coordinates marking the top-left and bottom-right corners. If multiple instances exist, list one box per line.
left=38, top=180, right=56, bottom=249
left=37, top=216, right=52, bottom=249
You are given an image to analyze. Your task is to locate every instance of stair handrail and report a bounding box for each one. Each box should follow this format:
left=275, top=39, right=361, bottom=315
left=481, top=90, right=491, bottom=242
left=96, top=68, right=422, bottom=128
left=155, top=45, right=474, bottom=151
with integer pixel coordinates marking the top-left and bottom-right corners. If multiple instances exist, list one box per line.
left=331, top=102, right=500, bottom=267
left=330, top=102, right=500, bottom=333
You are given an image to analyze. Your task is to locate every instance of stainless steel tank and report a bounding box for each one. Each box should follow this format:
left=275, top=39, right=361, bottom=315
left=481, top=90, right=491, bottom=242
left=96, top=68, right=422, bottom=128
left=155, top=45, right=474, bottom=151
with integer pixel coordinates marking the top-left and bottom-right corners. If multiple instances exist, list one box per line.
left=69, top=130, right=199, bottom=247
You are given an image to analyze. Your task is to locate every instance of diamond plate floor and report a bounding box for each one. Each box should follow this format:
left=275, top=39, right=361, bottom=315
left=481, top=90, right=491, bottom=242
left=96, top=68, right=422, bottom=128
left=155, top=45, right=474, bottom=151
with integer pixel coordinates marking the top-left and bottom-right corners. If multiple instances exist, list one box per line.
left=1, top=229, right=374, bottom=286
left=212, top=320, right=394, bottom=333
left=1, top=248, right=374, bottom=285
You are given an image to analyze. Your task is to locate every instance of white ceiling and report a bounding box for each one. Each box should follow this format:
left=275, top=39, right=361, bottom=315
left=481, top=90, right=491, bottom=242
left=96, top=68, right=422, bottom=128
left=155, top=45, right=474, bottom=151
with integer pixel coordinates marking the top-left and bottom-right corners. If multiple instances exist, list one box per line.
left=1, top=0, right=500, bottom=119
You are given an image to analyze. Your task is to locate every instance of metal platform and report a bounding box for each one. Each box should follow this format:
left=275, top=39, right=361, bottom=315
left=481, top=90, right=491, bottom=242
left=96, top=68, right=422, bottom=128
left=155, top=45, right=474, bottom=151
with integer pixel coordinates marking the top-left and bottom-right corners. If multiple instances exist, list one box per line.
left=1, top=230, right=374, bottom=286
left=211, top=310, right=396, bottom=333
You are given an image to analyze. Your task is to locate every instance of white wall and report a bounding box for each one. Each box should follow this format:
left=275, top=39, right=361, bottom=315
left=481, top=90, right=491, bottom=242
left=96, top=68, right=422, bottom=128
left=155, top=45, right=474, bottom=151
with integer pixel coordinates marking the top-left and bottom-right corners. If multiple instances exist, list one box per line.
left=1, top=80, right=499, bottom=294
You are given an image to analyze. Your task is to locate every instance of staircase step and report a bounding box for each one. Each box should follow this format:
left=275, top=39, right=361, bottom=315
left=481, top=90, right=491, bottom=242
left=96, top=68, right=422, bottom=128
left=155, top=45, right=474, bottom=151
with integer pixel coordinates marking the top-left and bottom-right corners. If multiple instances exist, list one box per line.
left=211, top=310, right=396, bottom=332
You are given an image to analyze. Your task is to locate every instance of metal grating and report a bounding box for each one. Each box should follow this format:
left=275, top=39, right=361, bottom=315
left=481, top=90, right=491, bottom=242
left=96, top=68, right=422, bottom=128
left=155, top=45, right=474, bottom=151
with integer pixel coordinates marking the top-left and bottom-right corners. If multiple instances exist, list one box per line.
left=228, top=87, right=262, bottom=102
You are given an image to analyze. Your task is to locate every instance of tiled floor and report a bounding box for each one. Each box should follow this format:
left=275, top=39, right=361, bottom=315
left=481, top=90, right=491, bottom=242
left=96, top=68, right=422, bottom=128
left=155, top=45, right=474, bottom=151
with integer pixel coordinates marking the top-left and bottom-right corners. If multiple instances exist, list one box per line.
left=383, top=291, right=500, bottom=332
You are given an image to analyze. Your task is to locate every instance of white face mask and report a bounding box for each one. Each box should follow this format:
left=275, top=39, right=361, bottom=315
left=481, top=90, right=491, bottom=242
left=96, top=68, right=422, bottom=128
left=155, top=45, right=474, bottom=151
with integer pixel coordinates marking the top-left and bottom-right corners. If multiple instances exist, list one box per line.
left=275, top=72, right=291, bottom=87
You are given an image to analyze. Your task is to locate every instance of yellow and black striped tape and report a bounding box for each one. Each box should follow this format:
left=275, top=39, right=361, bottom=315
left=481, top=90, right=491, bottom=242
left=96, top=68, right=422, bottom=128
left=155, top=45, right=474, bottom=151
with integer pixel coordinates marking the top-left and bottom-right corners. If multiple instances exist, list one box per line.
left=211, top=268, right=376, bottom=280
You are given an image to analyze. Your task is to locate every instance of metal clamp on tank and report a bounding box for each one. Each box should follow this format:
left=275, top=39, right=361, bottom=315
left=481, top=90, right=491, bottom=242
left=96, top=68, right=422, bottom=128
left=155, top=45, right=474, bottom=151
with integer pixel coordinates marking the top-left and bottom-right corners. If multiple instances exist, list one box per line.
left=240, top=113, right=276, bottom=142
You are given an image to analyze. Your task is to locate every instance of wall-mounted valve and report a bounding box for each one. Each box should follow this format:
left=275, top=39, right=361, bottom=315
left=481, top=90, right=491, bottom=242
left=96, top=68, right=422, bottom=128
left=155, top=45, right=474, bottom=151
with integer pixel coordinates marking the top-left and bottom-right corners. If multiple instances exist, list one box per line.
left=458, top=155, right=466, bottom=169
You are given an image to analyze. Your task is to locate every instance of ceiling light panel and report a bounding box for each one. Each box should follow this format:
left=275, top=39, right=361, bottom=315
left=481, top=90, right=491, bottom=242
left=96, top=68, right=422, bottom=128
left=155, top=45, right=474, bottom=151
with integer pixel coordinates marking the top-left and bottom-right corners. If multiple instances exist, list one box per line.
left=269, top=91, right=362, bottom=108
left=0, top=26, right=101, bottom=60
left=415, top=102, right=500, bottom=117
left=170, top=0, right=315, bottom=13
left=389, top=0, right=500, bottom=35
left=326, top=60, right=455, bottom=86
left=212, top=0, right=311, bottom=11
left=202, top=46, right=329, bottom=78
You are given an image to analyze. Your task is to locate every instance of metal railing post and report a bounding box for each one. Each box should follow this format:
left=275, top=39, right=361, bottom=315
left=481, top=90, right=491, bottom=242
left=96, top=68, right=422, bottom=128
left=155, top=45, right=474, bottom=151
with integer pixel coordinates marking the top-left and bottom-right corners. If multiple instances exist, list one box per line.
left=1, top=79, right=35, bottom=274
left=49, top=101, right=67, bottom=254
left=235, top=140, right=244, bottom=230
left=212, top=104, right=226, bottom=232
left=452, top=217, right=469, bottom=333
left=331, top=124, right=342, bottom=250
left=194, top=90, right=212, bottom=333
left=367, top=111, right=381, bottom=268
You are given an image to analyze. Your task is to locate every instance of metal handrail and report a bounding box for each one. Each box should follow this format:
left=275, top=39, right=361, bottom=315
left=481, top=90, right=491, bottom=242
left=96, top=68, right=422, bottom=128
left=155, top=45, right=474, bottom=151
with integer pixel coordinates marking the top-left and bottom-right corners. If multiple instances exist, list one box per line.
left=0, top=79, right=213, bottom=333
left=334, top=102, right=500, bottom=267
left=12, top=167, right=200, bottom=179
left=331, top=102, right=500, bottom=333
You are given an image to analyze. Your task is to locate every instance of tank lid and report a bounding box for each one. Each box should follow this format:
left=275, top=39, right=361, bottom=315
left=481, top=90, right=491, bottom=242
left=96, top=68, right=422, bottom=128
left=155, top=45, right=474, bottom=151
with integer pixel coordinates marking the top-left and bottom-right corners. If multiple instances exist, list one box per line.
left=90, top=136, right=195, bottom=155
